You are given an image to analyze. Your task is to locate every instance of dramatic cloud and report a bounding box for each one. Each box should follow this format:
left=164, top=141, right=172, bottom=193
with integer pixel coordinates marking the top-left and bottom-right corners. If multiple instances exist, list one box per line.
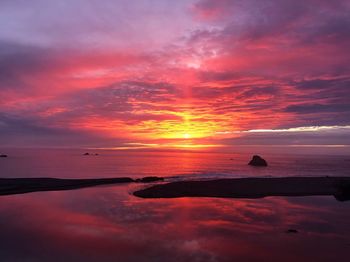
left=0, top=0, right=349, bottom=149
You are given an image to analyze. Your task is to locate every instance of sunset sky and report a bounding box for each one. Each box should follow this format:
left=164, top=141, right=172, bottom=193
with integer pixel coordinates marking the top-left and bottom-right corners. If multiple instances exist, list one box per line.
left=1, top=0, right=349, bottom=149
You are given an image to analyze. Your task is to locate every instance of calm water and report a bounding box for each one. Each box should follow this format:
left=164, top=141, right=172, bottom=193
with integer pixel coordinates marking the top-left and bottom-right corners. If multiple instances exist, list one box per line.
left=0, top=149, right=350, bottom=261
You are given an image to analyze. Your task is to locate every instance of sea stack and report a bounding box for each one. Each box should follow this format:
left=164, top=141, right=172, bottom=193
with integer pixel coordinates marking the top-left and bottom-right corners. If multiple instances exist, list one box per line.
left=248, top=155, right=268, bottom=166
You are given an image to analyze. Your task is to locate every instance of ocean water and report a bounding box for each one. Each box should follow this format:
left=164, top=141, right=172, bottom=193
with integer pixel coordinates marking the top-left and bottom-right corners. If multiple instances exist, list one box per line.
left=1, top=148, right=349, bottom=179
left=0, top=149, right=350, bottom=261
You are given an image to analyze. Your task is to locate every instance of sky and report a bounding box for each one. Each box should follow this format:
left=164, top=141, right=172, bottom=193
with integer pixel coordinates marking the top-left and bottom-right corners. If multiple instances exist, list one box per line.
left=0, top=0, right=350, bottom=150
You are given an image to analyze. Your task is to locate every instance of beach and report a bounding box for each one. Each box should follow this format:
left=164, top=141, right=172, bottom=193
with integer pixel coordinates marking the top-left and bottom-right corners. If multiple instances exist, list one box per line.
left=0, top=149, right=350, bottom=261
left=134, top=177, right=350, bottom=201
left=1, top=176, right=350, bottom=202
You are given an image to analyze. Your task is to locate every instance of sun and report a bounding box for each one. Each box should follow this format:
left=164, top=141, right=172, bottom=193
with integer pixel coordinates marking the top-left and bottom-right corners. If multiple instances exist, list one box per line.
left=183, top=133, right=191, bottom=139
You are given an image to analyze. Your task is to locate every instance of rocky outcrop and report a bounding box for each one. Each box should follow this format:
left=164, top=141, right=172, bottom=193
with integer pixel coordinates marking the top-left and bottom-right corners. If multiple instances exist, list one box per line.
left=248, top=155, right=268, bottom=166
left=83, top=152, right=99, bottom=156
left=135, top=176, right=164, bottom=183
left=334, top=184, right=350, bottom=201
left=0, top=154, right=8, bottom=158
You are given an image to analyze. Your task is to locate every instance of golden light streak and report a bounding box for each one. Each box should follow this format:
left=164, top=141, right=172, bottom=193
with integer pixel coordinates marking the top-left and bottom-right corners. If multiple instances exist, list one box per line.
left=216, top=125, right=350, bottom=134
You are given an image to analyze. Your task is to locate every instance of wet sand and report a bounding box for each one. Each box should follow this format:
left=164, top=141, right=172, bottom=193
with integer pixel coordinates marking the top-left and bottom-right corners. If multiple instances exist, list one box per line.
left=1, top=176, right=350, bottom=201
left=133, top=177, right=350, bottom=201
left=0, top=177, right=163, bottom=196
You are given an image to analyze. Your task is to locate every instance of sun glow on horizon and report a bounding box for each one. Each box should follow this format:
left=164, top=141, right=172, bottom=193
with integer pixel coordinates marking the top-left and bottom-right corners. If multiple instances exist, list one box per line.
left=183, top=133, right=191, bottom=139
left=89, top=141, right=224, bottom=151
left=125, top=110, right=227, bottom=141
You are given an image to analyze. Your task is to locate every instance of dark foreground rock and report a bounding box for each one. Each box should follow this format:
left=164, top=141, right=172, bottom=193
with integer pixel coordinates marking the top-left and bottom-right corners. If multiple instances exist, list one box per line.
left=0, top=154, right=8, bottom=158
left=248, top=155, right=268, bottom=166
left=135, top=176, right=164, bottom=183
left=133, top=177, right=350, bottom=202
left=334, top=184, right=350, bottom=201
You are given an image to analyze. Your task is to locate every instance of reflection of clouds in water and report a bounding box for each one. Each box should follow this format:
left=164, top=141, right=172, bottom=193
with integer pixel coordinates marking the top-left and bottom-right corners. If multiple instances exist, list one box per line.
left=0, top=186, right=349, bottom=261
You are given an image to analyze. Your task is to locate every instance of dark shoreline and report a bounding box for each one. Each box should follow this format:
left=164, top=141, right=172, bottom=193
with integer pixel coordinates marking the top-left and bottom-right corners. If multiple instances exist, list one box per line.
left=0, top=177, right=162, bottom=196
left=1, top=176, right=350, bottom=201
left=133, top=177, right=350, bottom=201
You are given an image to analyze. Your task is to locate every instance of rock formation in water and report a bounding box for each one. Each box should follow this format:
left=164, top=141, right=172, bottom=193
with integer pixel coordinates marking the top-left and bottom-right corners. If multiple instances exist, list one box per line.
left=334, top=184, right=350, bottom=201
left=136, top=176, right=164, bottom=183
left=83, top=152, right=100, bottom=156
left=0, top=154, right=8, bottom=158
left=248, top=155, right=268, bottom=166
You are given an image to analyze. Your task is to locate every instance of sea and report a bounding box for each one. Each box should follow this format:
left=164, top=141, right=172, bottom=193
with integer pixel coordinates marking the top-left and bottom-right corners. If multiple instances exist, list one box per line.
left=0, top=148, right=349, bottom=261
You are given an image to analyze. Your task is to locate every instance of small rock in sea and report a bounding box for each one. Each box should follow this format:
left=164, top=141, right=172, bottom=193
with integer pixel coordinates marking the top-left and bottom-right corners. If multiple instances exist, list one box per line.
left=95, top=153, right=99, bottom=156
left=248, top=155, right=268, bottom=166
left=83, top=153, right=90, bottom=156
left=286, top=229, right=298, bottom=234
left=136, top=176, right=164, bottom=183
left=334, top=185, right=350, bottom=201
left=0, top=154, right=8, bottom=158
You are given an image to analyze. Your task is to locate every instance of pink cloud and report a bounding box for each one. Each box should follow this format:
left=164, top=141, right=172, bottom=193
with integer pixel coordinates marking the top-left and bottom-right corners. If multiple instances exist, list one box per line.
left=0, top=0, right=349, bottom=148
